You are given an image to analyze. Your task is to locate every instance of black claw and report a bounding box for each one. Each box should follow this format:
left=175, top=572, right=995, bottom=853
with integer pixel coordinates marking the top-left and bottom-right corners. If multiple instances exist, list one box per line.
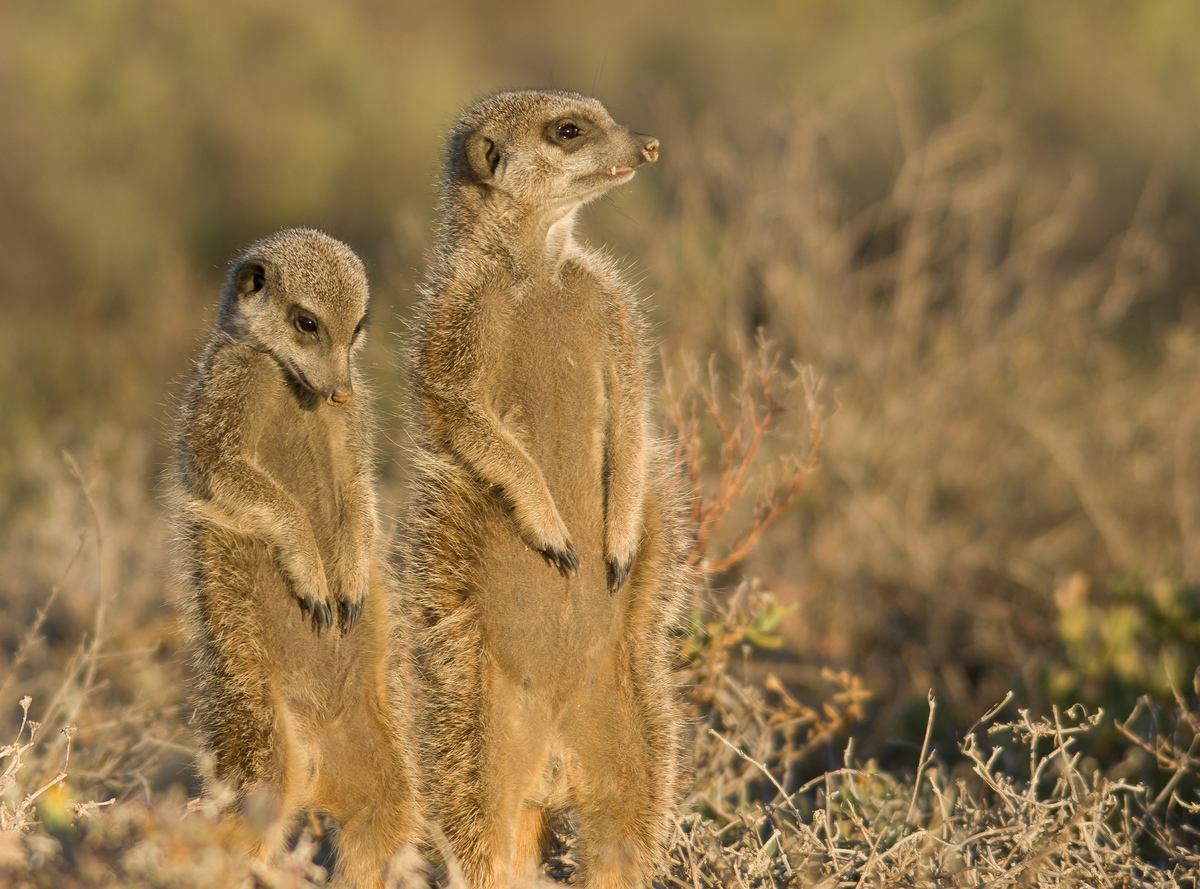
left=607, top=556, right=632, bottom=596
left=338, top=598, right=363, bottom=633
left=309, top=600, right=333, bottom=635
left=295, top=594, right=336, bottom=635
left=539, top=539, right=579, bottom=577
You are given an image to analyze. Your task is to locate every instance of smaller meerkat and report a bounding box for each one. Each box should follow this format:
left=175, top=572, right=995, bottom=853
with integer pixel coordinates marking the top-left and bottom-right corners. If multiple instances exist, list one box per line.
left=169, top=229, right=420, bottom=888
left=403, top=91, right=690, bottom=889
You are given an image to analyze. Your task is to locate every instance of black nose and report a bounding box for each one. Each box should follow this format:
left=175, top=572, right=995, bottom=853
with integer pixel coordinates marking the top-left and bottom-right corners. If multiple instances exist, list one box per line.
left=641, top=137, right=659, bottom=163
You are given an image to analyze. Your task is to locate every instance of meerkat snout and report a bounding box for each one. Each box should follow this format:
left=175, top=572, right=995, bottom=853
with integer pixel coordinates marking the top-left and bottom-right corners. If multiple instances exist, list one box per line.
left=324, top=357, right=357, bottom=406
left=640, top=136, right=659, bottom=163
left=602, top=132, right=658, bottom=177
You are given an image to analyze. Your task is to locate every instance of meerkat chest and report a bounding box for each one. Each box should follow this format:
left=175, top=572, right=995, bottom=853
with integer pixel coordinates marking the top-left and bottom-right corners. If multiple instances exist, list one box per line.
left=253, top=379, right=354, bottom=526
left=492, top=273, right=610, bottom=482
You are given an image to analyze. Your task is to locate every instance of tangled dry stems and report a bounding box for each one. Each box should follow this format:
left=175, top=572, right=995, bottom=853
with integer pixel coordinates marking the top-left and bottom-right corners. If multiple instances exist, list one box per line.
left=3, top=345, right=1195, bottom=887
left=0, top=329, right=1193, bottom=886
left=664, top=338, right=824, bottom=578
left=666, top=661, right=1200, bottom=887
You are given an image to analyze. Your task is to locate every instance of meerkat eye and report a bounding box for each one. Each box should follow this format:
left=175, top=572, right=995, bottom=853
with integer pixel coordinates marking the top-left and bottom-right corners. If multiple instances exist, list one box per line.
left=295, top=315, right=318, bottom=335
left=556, top=122, right=581, bottom=140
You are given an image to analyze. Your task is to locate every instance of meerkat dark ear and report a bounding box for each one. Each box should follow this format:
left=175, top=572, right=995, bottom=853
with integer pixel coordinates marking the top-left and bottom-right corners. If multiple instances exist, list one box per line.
left=464, top=130, right=504, bottom=184
left=234, top=260, right=270, bottom=299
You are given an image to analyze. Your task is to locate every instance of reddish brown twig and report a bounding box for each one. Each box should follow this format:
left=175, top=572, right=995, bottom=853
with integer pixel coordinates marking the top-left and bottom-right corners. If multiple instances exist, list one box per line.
left=664, top=337, right=824, bottom=577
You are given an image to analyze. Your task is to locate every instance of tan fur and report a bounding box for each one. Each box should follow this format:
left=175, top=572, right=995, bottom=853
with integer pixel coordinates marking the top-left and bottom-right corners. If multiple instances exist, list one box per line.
left=169, top=228, right=421, bottom=888
left=401, top=91, right=691, bottom=889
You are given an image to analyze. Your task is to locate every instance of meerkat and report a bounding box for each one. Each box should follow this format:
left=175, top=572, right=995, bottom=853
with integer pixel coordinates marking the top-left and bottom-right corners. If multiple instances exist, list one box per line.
left=169, top=228, right=421, bottom=888
left=401, top=90, right=690, bottom=889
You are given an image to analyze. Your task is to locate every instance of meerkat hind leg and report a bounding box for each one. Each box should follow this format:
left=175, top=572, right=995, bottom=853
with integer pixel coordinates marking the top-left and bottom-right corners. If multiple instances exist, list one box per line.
left=433, top=672, right=553, bottom=889
left=314, top=623, right=409, bottom=873
left=513, top=801, right=552, bottom=881
left=315, top=683, right=420, bottom=885
left=214, top=697, right=313, bottom=866
left=199, top=546, right=315, bottom=862
left=563, top=678, right=676, bottom=889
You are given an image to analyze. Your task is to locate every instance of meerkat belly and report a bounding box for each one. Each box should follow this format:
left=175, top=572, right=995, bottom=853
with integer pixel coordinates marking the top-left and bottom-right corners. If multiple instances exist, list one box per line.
left=255, top=400, right=347, bottom=582
left=216, top=398, right=363, bottom=718
left=479, top=289, right=622, bottom=696
left=192, top=516, right=359, bottom=723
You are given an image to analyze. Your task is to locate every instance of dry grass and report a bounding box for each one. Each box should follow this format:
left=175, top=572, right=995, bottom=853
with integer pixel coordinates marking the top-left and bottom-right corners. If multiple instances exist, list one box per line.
left=665, top=701, right=1198, bottom=887
left=664, top=581, right=1200, bottom=887
left=0, top=353, right=1196, bottom=887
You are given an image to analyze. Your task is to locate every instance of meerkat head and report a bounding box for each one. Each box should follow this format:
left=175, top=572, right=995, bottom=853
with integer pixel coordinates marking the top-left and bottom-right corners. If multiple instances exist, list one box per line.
left=448, top=90, right=659, bottom=220
left=219, top=228, right=369, bottom=407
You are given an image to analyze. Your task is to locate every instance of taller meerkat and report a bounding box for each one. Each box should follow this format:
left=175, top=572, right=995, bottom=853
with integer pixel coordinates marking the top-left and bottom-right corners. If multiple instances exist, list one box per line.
left=404, top=91, right=689, bottom=888
left=170, top=229, right=420, bottom=888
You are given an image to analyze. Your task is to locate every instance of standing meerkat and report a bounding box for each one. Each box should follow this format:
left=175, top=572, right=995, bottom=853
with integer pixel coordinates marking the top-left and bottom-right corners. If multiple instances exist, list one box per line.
left=169, top=228, right=421, bottom=888
left=402, top=90, right=690, bottom=889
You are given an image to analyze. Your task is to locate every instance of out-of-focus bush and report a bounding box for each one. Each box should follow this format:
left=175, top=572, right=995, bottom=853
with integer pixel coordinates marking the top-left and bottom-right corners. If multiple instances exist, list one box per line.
left=628, top=3, right=1200, bottom=737
left=1053, top=573, right=1200, bottom=707
left=5, top=0, right=1200, bottom=757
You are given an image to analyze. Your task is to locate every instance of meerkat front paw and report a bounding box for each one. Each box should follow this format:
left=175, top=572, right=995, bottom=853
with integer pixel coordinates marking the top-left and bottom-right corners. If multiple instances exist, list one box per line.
left=289, top=567, right=337, bottom=635
left=333, top=558, right=370, bottom=633
left=604, top=527, right=641, bottom=595
left=335, top=596, right=364, bottom=633
left=539, top=538, right=580, bottom=577
left=604, top=505, right=643, bottom=595
left=295, top=588, right=335, bottom=634
left=606, top=554, right=634, bottom=595
left=517, top=503, right=579, bottom=578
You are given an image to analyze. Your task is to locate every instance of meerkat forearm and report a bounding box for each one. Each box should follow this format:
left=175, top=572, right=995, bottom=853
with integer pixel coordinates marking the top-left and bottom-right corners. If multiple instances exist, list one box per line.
left=330, top=463, right=377, bottom=630
left=603, top=405, right=648, bottom=592
left=185, top=370, right=336, bottom=627
left=432, top=398, right=579, bottom=573
left=202, top=456, right=334, bottom=624
left=601, top=308, right=650, bottom=591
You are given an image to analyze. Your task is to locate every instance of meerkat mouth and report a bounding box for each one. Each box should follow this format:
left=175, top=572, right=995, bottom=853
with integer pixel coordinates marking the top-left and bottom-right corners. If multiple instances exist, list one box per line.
left=602, top=165, right=635, bottom=177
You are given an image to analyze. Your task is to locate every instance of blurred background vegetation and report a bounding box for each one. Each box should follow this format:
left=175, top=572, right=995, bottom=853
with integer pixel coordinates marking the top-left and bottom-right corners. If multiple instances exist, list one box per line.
left=4, top=0, right=1200, bottom=769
